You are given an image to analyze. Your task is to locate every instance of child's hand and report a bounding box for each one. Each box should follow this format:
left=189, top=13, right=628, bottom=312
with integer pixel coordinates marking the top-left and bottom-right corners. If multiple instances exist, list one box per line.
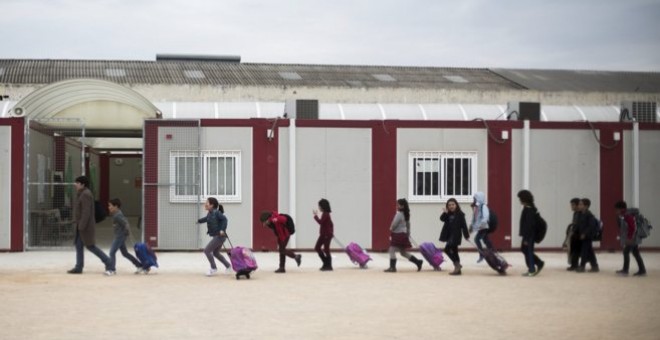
left=313, top=209, right=318, bottom=216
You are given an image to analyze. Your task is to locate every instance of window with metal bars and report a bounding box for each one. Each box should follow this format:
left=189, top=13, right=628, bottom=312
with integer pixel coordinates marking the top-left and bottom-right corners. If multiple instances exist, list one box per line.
left=409, top=152, right=477, bottom=202
left=170, top=150, right=241, bottom=202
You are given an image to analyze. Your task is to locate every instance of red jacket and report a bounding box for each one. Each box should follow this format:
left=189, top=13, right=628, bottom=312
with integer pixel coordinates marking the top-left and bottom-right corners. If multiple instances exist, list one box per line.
left=623, top=212, right=637, bottom=240
left=314, top=211, right=334, bottom=238
left=268, top=211, right=290, bottom=242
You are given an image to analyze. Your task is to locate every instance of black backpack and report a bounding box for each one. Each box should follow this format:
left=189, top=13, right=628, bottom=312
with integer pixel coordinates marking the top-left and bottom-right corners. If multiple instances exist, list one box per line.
left=534, top=211, right=547, bottom=244
left=280, top=213, right=296, bottom=235
left=487, top=210, right=498, bottom=233
left=94, top=200, right=107, bottom=223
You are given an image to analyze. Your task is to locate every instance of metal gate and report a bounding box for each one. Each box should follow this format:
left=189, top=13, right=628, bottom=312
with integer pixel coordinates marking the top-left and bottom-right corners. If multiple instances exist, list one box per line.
left=142, top=120, right=204, bottom=250
left=25, top=118, right=87, bottom=249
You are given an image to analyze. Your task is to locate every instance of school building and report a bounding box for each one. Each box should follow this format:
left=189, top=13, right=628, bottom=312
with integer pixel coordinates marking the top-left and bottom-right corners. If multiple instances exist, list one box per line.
left=1, top=56, right=659, bottom=252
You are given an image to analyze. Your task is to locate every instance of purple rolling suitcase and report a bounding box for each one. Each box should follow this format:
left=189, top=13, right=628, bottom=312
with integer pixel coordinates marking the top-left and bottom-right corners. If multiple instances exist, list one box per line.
left=419, top=242, right=444, bottom=271
left=230, top=246, right=258, bottom=280
left=480, top=248, right=509, bottom=275
left=346, top=242, right=371, bottom=269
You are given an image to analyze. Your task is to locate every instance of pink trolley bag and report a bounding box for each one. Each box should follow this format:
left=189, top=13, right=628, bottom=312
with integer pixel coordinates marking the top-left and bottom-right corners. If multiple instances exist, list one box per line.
left=419, top=242, right=444, bottom=271
left=230, top=246, right=258, bottom=280
left=480, top=248, right=509, bottom=275
left=346, top=242, right=371, bottom=269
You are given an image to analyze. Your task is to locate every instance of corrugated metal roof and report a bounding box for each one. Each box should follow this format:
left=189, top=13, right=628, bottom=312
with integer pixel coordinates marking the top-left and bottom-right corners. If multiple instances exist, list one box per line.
left=0, top=59, right=523, bottom=90
left=491, top=69, right=660, bottom=93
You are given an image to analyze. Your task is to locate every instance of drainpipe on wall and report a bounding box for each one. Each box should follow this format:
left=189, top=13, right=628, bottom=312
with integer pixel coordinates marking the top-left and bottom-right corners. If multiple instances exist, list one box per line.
left=633, top=121, right=640, bottom=208
left=523, top=120, right=531, bottom=190
left=289, top=118, right=297, bottom=247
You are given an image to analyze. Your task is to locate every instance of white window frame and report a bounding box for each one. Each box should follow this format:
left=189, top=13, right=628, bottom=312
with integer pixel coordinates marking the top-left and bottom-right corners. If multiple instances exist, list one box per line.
left=408, top=151, right=477, bottom=203
left=170, top=150, right=242, bottom=203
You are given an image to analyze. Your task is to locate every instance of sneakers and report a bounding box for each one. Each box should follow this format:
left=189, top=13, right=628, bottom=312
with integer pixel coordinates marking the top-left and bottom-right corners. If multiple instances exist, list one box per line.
left=477, top=256, right=484, bottom=264
left=67, top=268, right=82, bottom=274
left=206, top=268, right=218, bottom=276
left=135, top=268, right=146, bottom=274
left=295, top=254, right=302, bottom=267
left=224, top=266, right=233, bottom=275
left=521, top=272, right=536, bottom=277
left=616, top=270, right=629, bottom=276
left=104, top=270, right=116, bottom=276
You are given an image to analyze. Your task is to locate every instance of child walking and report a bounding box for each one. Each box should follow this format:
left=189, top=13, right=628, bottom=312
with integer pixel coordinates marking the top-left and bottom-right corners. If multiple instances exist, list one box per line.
left=197, top=197, right=231, bottom=276
left=471, top=192, right=494, bottom=263
left=615, top=200, right=647, bottom=276
left=261, top=211, right=302, bottom=273
left=313, top=198, right=334, bottom=271
left=440, top=198, right=470, bottom=275
left=384, top=198, right=423, bottom=273
left=106, top=198, right=143, bottom=274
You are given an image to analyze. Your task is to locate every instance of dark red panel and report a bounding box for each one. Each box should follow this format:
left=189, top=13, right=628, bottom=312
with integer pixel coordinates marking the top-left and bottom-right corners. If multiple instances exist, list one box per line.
left=99, top=154, right=109, bottom=206
left=10, top=118, right=25, bottom=251
left=143, top=121, right=159, bottom=248
left=486, top=122, right=513, bottom=250
left=598, top=125, right=624, bottom=251
left=252, top=119, right=279, bottom=251
left=372, top=121, right=397, bottom=251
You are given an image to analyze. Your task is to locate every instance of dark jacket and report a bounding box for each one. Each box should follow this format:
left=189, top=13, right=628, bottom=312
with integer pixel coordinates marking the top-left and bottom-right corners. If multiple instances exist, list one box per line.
left=439, top=211, right=469, bottom=246
left=112, top=209, right=130, bottom=237
left=314, top=211, right=334, bottom=238
left=75, top=187, right=96, bottom=246
left=578, top=210, right=597, bottom=240
left=519, top=205, right=537, bottom=241
left=198, top=209, right=228, bottom=236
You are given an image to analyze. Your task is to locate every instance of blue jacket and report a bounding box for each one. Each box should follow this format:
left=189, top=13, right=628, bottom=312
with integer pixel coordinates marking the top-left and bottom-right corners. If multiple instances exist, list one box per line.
left=198, top=209, right=228, bottom=236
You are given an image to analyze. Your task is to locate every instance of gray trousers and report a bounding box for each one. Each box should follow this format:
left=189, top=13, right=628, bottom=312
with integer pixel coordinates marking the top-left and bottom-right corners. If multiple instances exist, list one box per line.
left=388, top=246, right=413, bottom=260
left=204, top=236, right=231, bottom=270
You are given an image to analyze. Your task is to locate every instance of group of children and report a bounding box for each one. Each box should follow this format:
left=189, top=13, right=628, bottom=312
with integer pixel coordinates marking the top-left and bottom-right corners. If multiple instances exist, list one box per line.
left=68, top=175, right=648, bottom=277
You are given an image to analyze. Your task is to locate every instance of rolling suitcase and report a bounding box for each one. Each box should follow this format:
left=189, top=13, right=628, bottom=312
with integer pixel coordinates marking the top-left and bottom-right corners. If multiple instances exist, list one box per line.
left=134, top=242, right=158, bottom=273
left=229, top=246, right=258, bottom=280
left=419, top=242, right=444, bottom=271
left=479, top=248, right=509, bottom=275
left=345, top=242, right=371, bottom=269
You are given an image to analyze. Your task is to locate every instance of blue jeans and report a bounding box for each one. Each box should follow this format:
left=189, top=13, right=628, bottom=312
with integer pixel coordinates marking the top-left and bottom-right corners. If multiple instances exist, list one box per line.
left=474, top=229, right=493, bottom=254
left=74, top=233, right=111, bottom=271
left=520, top=238, right=541, bottom=273
left=109, top=233, right=142, bottom=271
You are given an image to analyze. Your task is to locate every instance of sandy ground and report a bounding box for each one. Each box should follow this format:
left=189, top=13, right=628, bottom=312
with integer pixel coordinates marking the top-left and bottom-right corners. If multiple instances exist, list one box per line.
left=1, top=249, right=660, bottom=340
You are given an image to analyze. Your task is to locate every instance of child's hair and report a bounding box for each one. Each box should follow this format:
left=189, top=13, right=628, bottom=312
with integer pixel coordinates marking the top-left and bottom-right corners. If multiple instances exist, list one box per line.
left=580, top=198, right=591, bottom=208
left=517, top=190, right=535, bottom=207
left=74, top=175, right=89, bottom=187
left=109, top=198, right=122, bottom=208
left=570, top=197, right=580, bottom=205
left=445, top=198, right=462, bottom=214
left=207, top=197, right=219, bottom=210
left=397, top=198, right=410, bottom=221
left=614, top=200, right=627, bottom=210
left=259, top=210, right=273, bottom=223
left=318, top=198, right=331, bottom=213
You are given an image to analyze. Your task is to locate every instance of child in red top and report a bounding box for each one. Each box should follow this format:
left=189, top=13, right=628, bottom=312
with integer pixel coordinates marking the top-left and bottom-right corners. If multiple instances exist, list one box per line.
left=313, top=198, right=334, bottom=271
left=260, top=211, right=302, bottom=273
left=615, top=201, right=646, bottom=276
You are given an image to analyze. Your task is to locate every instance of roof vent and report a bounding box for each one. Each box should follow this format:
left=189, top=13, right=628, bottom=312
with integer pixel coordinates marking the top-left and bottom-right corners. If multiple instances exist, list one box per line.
left=506, top=102, right=541, bottom=121
left=285, top=99, right=319, bottom=120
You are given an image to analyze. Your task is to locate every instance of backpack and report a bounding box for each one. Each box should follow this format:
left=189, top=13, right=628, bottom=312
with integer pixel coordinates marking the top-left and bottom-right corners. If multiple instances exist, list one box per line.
left=592, top=216, right=604, bottom=241
left=534, top=211, right=547, bottom=244
left=634, top=213, right=652, bottom=239
left=487, top=209, right=498, bottom=233
left=94, top=200, right=107, bottom=223
left=280, top=213, right=296, bottom=235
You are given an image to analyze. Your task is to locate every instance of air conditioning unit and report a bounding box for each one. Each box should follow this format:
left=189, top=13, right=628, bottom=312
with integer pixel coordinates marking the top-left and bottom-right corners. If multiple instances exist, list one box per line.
left=11, top=107, right=25, bottom=117
left=506, top=102, right=541, bottom=121
left=285, top=99, right=319, bottom=119
left=620, top=101, right=657, bottom=123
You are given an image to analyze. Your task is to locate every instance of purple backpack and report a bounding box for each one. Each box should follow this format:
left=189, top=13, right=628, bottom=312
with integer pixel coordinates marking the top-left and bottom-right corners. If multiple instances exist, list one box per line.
left=346, top=242, right=371, bottom=268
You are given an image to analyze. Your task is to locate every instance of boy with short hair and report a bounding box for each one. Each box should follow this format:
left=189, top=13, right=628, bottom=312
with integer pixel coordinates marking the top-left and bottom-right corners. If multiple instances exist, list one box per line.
left=107, top=198, right=143, bottom=274
left=615, top=201, right=646, bottom=276
left=565, top=197, right=582, bottom=271
left=576, top=198, right=599, bottom=273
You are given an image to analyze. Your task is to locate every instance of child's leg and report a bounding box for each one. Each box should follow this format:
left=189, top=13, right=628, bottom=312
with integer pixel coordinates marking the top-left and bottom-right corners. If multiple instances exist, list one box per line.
left=204, top=237, right=222, bottom=270
left=119, top=243, right=142, bottom=268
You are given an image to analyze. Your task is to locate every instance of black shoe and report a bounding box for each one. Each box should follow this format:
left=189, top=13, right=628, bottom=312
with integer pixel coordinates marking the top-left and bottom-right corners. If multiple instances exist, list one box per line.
left=384, top=267, right=397, bottom=273
left=566, top=266, right=577, bottom=271
left=616, top=270, right=629, bottom=276
left=295, top=255, right=302, bottom=267
left=588, top=267, right=600, bottom=273
left=67, top=268, right=82, bottom=274
left=536, top=261, right=545, bottom=274
left=633, top=271, right=647, bottom=277
left=576, top=267, right=586, bottom=273
left=274, top=268, right=286, bottom=273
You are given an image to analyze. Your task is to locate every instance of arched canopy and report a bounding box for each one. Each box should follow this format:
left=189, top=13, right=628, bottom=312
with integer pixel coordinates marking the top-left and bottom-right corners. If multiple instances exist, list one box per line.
left=12, top=79, right=159, bottom=130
